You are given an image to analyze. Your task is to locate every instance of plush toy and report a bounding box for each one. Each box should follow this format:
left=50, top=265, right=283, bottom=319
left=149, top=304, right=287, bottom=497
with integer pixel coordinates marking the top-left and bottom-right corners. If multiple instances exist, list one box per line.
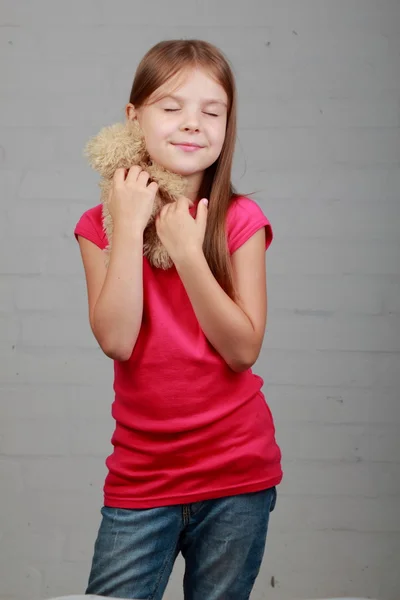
left=84, top=120, right=187, bottom=269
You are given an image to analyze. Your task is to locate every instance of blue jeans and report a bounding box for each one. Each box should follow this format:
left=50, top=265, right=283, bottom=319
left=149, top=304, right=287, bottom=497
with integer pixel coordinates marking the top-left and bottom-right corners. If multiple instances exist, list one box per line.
left=85, top=487, right=276, bottom=600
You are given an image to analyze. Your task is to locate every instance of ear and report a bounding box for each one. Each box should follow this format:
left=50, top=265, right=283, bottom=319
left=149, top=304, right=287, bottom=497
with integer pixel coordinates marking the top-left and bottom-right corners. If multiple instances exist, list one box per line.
left=125, top=103, right=138, bottom=122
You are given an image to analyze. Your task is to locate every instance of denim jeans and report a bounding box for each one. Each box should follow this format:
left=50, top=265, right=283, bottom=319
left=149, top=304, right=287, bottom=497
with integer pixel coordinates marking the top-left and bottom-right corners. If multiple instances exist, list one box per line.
left=85, top=487, right=277, bottom=600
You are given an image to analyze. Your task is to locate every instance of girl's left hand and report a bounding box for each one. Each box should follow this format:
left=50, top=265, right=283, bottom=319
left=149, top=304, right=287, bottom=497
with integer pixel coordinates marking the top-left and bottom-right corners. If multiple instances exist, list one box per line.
left=156, top=196, right=208, bottom=265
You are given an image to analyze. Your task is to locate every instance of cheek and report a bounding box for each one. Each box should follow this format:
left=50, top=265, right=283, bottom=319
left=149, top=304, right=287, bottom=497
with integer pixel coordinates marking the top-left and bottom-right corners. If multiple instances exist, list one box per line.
left=145, top=122, right=173, bottom=149
left=142, top=130, right=168, bottom=160
left=211, top=124, right=227, bottom=153
left=139, top=112, right=167, bottom=142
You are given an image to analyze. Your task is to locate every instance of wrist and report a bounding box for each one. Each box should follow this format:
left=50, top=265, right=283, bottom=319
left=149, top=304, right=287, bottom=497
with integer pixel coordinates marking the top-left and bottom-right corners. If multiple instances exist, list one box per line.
left=113, top=219, right=144, bottom=240
left=173, top=245, right=205, bottom=271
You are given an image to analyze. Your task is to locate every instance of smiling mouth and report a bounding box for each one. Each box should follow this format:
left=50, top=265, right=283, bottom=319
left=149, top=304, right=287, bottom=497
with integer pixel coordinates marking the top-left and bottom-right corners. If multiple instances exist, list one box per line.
left=171, top=142, right=205, bottom=152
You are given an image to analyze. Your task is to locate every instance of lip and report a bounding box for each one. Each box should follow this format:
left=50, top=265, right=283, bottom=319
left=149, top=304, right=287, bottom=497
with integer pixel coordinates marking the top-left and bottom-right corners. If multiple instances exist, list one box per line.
left=171, top=142, right=204, bottom=152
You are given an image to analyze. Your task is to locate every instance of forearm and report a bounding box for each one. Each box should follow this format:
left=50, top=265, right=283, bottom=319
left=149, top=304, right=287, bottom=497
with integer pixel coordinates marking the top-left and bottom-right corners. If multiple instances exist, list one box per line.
left=175, top=251, right=262, bottom=372
left=93, top=223, right=144, bottom=361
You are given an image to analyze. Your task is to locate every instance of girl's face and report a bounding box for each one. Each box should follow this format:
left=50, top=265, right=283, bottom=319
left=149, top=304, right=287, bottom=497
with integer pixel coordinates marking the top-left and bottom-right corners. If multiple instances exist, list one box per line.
left=126, top=68, right=228, bottom=195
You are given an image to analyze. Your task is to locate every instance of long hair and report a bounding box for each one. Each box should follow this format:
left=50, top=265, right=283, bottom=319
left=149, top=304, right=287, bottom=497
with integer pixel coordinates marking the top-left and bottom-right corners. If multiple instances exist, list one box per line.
left=128, top=39, right=240, bottom=298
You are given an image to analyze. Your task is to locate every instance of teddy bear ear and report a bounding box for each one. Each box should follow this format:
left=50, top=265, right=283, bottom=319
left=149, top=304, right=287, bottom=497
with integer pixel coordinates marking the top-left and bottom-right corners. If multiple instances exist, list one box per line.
left=84, top=120, right=148, bottom=179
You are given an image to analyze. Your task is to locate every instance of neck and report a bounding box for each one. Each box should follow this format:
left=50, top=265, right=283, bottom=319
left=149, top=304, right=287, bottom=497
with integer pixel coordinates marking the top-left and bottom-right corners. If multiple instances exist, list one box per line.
left=184, top=172, right=204, bottom=202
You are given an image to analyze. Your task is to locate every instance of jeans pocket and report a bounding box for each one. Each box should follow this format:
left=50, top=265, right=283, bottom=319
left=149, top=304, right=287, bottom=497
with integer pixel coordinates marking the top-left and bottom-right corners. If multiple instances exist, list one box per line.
left=100, top=505, right=120, bottom=534
left=269, top=487, right=277, bottom=512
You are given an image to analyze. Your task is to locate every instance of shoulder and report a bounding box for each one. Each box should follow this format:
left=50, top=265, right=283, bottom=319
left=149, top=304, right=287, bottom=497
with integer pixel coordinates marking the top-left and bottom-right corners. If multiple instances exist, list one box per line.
left=226, top=196, right=273, bottom=254
left=74, top=204, right=108, bottom=249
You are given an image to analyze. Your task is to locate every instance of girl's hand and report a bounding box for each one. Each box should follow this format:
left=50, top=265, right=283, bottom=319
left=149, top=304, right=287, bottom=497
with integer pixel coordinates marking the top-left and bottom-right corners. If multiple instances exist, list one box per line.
left=156, top=196, right=209, bottom=265
left=108, top=166, right=159, bottom=234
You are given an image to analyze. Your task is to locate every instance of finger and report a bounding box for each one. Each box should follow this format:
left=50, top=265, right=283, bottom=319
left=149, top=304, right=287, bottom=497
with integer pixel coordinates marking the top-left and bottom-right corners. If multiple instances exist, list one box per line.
left=159, top=203, right=170, bottom=219
left=126, top=165, right=142, bottom=182
left=195, top=198, right=208, bottom=226
left=176, top=195, right=194, bottom=210
left=137, top=170, right=150, bottom=186
left=113, top=167, right=126, bottom=185
left=147, top=181, right=159, bottom=195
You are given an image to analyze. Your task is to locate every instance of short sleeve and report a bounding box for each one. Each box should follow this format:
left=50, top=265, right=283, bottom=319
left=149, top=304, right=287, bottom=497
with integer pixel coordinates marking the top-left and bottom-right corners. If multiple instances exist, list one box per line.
left=227, top=197, right=273, bottom=254
left=74, top=204, right=108, bottom=250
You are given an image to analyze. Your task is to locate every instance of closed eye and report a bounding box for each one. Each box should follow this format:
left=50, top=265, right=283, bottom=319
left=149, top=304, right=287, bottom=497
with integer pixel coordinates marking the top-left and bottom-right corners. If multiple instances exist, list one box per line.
left=164, top=108, right=219, bottom=117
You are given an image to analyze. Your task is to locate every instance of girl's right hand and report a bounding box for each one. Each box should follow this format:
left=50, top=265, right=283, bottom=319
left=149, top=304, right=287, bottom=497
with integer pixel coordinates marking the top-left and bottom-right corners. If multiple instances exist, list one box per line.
left=108, top=166, right=159, bottom=234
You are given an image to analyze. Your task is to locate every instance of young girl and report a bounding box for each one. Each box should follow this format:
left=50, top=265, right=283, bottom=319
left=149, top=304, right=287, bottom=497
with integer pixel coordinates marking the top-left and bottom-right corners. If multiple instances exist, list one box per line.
left=75, top=39, right=282, bottom=600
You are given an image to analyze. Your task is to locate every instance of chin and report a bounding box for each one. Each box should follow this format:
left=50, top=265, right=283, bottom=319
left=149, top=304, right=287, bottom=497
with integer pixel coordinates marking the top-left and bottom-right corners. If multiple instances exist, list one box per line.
left=172, top=165, right=200, bottom=175
left=162, top=162, right=204, bottom=177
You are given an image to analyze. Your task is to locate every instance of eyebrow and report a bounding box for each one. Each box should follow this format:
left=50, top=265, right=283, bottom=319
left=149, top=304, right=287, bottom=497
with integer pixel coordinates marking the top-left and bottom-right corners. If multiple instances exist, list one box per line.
left=160, top=94, right=228, bottom=107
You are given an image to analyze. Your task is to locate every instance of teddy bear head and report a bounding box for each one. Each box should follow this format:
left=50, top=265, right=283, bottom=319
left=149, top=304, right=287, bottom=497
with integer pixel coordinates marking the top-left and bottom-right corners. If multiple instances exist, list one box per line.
left=84, top=119, right=187, bottom=269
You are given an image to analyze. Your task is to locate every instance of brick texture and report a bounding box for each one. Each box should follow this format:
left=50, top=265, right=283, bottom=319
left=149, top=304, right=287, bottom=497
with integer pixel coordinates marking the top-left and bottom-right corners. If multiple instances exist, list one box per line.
left=1, top=1, right=399, bottom=599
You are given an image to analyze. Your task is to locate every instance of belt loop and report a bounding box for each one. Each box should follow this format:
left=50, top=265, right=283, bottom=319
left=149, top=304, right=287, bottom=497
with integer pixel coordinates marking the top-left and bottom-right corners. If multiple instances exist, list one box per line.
left=182, top=504, right=190, bottom=525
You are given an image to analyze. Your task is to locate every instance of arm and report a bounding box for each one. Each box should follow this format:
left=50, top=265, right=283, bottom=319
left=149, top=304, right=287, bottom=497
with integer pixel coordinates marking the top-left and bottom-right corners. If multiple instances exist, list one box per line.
left=174, top=227, right=267, bottom=373
left=77, top=165, right=158, bottom=362
left=78, top=223, right=144, bottom=362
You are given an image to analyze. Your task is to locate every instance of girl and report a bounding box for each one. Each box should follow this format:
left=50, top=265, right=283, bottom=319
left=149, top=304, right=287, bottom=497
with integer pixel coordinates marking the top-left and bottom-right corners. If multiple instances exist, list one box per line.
left=75, top=39, right=282, bottom=600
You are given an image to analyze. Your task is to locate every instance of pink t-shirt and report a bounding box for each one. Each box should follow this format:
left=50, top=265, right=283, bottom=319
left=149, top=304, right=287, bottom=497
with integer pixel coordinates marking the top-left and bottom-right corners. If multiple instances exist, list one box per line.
left=74, top=196, right=282, bottom=508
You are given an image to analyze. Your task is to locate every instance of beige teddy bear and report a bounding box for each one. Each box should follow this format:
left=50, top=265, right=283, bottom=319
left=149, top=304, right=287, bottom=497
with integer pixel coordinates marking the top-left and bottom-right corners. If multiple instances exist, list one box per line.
left=84, top=120, right=187, bottom=269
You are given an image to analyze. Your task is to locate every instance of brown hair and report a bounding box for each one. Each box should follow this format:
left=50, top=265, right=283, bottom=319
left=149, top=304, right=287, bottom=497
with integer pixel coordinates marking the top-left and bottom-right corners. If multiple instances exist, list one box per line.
left=128, top=39, right=240, bottom=299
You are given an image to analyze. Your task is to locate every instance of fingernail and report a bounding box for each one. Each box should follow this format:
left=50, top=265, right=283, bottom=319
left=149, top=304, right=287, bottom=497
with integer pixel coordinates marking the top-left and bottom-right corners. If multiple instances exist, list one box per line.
left=202, top=198, right=208, bottom=206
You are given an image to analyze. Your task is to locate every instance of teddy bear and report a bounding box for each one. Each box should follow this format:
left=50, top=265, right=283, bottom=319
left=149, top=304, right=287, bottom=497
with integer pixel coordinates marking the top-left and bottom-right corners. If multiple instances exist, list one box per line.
left=84, top=119, right=187, bottom=269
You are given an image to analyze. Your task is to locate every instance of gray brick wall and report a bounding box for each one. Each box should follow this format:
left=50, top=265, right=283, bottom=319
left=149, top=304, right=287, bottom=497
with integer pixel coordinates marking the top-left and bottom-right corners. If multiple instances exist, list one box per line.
left=1, top=1, right=399, bottom=598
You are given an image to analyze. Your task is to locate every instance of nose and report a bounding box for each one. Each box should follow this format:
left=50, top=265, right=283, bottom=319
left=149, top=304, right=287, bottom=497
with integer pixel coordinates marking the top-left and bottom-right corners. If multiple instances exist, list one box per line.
left=183, top=124, right=200, bottom=132
left=180, top=111, right=200, bottom=132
